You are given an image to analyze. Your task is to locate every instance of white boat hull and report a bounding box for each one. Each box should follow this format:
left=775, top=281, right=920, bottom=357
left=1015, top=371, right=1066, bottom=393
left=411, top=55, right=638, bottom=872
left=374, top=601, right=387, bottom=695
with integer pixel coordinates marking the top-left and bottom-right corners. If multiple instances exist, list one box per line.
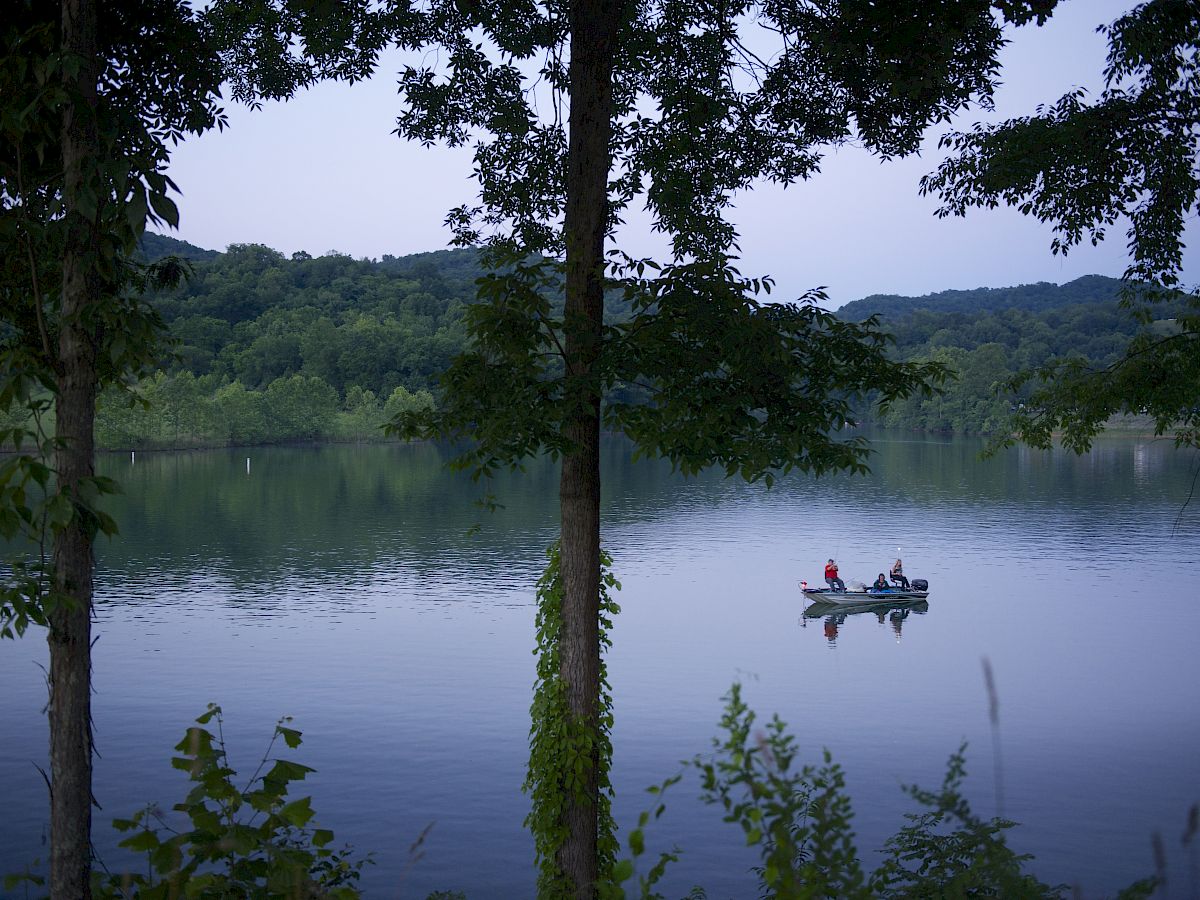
left=801, top=587, right=929, bottom=606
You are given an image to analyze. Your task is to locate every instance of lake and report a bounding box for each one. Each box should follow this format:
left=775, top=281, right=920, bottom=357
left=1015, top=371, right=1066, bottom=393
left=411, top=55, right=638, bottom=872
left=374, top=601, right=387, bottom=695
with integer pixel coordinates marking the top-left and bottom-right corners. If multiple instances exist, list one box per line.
left=1, top=433, right=1198, bottom=898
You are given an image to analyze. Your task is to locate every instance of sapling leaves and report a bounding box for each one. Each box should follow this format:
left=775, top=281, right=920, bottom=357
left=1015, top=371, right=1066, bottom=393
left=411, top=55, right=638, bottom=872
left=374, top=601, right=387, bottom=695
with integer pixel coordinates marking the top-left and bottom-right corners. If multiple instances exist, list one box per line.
left=605, top=683, right=1152, bottom=898
left=90, top=708, right=370, bottom=898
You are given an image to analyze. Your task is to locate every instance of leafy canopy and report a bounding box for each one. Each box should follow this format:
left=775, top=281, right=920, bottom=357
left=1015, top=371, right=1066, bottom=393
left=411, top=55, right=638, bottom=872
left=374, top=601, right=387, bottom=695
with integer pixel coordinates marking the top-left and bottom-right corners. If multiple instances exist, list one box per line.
left=922, top=0, right=1200, bottom=452
left=1, top=0, right=227, bottom=639
left=393, top=0, right=1057, bottom=478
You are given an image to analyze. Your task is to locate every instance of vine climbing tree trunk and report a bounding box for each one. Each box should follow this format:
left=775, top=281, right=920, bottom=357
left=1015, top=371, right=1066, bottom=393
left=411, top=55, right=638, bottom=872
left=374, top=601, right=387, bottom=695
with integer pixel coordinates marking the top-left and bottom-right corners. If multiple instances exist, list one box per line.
left=50, top=0, right=101, bottom=895
left=558, top=0, right=623, bottom=895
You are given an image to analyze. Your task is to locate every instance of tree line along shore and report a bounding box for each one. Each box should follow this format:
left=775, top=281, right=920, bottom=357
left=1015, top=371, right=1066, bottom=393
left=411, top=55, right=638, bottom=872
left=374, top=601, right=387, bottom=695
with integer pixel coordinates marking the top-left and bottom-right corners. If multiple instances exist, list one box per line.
left=1, top=235, right=1163, bottom=452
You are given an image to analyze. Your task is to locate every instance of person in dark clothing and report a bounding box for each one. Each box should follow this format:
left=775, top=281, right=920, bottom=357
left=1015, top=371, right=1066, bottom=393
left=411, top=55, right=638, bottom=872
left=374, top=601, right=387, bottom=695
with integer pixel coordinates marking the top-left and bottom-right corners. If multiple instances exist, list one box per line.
left=890, top=558, right=910, bottom=590
left=872, top=573, right=890, bottom=592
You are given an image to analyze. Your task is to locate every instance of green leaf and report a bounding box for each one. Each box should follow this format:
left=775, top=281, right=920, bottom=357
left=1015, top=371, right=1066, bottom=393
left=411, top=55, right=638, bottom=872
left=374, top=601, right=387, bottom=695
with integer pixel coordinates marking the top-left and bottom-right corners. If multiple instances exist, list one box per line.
left=278, top=796, right=315, bottom=828
left=264, top=759, right=316, bottom=784
left=3, top=871, right=45, bottom=890
left=611, top=858, right=634, bottom=884
left=148, top=190, right=179, bottom=228
left=121, top=830, right=161, bottom=852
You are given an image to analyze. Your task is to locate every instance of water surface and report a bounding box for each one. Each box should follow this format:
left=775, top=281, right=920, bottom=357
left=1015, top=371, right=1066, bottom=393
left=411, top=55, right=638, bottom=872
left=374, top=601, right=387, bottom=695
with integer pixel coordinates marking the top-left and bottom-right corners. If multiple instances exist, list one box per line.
left=1, top=434, right=1197, bottom=897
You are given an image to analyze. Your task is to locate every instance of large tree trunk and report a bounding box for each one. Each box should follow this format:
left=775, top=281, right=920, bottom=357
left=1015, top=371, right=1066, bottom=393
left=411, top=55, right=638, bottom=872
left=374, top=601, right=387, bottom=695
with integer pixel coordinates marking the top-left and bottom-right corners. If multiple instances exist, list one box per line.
left=558, top=1, right=622, bottom=896
left=50, top=0, right=101, bottom=896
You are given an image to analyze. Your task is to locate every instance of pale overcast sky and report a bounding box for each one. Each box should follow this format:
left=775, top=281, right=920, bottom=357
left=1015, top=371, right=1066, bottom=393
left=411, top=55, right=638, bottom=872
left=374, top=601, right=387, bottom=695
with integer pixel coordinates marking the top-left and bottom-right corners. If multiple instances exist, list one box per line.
left=161, top=0, right=1198, bottom=306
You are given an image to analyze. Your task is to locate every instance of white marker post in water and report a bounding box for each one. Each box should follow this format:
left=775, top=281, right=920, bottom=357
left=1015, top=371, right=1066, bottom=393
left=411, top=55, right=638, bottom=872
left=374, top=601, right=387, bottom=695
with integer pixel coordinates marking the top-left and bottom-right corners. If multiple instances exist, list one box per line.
left=246, top=457, right=251, bottom=475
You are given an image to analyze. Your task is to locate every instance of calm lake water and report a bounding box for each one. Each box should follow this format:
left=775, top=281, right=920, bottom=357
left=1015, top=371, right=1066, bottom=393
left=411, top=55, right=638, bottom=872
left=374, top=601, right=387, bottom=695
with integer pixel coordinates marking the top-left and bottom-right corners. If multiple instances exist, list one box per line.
left=2, top=433, right=1198, bottom=898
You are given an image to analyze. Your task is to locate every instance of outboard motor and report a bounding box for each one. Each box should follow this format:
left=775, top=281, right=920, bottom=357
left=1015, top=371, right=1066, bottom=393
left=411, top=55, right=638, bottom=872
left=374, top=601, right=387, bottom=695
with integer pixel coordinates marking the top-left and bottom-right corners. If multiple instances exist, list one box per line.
left=911, top=578, right=928, bottom=591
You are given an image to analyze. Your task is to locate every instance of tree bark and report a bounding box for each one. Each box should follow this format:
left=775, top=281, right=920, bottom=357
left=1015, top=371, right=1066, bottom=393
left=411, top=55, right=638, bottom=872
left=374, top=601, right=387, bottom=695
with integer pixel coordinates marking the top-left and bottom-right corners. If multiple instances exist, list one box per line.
left=50, top=0, right=101, bottom=896
left=559, top=1, right=622, bottom=896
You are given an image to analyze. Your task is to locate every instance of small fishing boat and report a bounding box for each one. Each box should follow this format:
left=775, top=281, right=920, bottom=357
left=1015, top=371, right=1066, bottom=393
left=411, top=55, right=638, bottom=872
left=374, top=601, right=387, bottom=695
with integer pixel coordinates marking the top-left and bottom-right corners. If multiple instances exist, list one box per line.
left=799, top=579, right=929, bottom=606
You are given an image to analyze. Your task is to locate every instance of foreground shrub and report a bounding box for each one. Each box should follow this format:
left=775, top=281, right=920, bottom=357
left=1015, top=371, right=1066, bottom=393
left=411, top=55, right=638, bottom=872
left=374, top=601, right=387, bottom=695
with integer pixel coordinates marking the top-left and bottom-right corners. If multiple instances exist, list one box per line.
left=603, top=683, right=1160, bottom=900
left=95, top=705, right=369, bottom=900
left=5, top=691, right=1169, bottom=899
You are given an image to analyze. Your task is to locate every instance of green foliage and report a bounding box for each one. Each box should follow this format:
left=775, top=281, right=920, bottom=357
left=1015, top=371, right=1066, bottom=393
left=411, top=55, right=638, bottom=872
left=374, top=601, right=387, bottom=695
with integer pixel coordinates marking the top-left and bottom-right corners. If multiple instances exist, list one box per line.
left=0, top=371, right=124, bottom=639
left=212, top=381, right=270, bottom=446
left=995, top=303, right=1200, bottom=453
left=381, top=385, right=435, bottom=424
left=112, top=236, right=1175, bottom=447
left=90, top=372, right=435, bottom=449
left=103, top=236, right=1170, bottom=446
left=525, top=542, right=621, bottom=896
left=924, top=2, right=1199, bottom=289
left=99, top=234, right=1170, bottom=447
left=1, top=0, right=224, bottom=640
left=393, top=253, right=946, bottom=483
left=139, top=232, right=220, bottom=263
left=598, top=776, right=685, bottom=900
left=399, top=0, right=1047, bottom=262
left=387, top=0, right=1064, bottom=476
left=870, top=745, right=1063, bottom=898
left=837, top=275, right=1125, bottom=323
left=90, top=705, right=370, bottom=900
left=204, top=0, right=399, bottom=107
left=264, top=375, right=339, bottom=440
left=693, top=683, right=867, bottom=899
left=0, top=373, right=54, bottom=638
left=857, top=294, right=1173, bottom=435
left=921, top=0, right=1200, bottom=452
left=604, top=685, right=1153, bottom=899
left=607, top=259, right=946, bottom=482
left=385, top=0, right=1063, bottom=478
left=0, top=2, right=224, bottom=390
left=143, top=241, right=480, bottom=397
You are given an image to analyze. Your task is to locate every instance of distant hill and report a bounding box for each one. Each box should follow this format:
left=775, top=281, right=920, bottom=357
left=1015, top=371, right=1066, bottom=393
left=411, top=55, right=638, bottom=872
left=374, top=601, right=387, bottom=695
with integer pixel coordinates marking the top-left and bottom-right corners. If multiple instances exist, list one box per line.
left=84, top=235, right=1159, bottom=446
left=139, top=232, right=221, bottom=262
left=835, top=274, right=1125, bottom=321
left=143, top=242, right=483, bottom=397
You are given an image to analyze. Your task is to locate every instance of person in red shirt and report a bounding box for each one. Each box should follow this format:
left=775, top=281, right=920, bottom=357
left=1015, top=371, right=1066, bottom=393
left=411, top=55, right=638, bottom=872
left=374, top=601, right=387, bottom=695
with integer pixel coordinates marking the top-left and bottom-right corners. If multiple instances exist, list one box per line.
left=824, top=559, right=845, bottom=591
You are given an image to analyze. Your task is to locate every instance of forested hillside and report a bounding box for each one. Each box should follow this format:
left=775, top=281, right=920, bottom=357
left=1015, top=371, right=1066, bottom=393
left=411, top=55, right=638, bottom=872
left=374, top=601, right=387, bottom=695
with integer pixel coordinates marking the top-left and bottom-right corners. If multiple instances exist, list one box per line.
left=867, top=300, right=1161, bottom=434
left=139, top=231, right=220, bottom=262
left=145, top=237, right=479, bottom=396
left=83, top=236, right=483, bottom=448
left=73, top=236, right=1158, bottom=447
left=835, top=275, right=1125, bottom=321
left=852, top=276, right=1187, bottom=434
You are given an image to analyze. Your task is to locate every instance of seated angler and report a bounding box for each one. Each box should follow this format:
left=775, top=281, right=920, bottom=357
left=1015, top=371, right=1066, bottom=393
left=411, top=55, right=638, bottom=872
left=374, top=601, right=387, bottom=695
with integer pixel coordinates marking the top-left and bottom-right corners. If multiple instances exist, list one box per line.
left=890, top=558, right=910, bottom=590
left=824, top=558, right=846, bottom=592
left=872, top=573, right=890, bottom=593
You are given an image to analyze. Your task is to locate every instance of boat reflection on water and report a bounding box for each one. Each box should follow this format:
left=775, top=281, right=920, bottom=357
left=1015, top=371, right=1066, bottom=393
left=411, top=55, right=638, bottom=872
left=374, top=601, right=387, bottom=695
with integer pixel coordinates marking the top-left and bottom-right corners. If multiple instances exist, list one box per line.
left=801, top=600, right=930, bottom=647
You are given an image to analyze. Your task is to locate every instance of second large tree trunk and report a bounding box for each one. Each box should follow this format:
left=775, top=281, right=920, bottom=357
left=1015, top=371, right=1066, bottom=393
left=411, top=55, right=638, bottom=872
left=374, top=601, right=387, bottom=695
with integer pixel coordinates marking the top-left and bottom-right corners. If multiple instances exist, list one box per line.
left=558, top=1, right=622, bottom=896
left=50, top=1, right=101, bottom=896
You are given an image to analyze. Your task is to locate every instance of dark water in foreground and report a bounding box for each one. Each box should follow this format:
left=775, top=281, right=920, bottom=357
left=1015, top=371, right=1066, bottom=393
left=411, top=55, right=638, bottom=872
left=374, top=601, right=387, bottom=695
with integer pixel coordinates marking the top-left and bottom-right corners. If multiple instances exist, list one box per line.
left=2, top=434, right=1198, bottom=898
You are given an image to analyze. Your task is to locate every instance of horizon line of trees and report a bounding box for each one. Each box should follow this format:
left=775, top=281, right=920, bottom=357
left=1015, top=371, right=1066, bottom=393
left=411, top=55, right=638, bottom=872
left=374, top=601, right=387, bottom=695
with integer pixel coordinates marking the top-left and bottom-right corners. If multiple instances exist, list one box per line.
left=0, top=373, right=434, bottom=451
left=96, top=372, right=433, bottom=449
left=114, top=236, right=1170, bottom=446
left=865, top=302, right=1174, bottom=434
